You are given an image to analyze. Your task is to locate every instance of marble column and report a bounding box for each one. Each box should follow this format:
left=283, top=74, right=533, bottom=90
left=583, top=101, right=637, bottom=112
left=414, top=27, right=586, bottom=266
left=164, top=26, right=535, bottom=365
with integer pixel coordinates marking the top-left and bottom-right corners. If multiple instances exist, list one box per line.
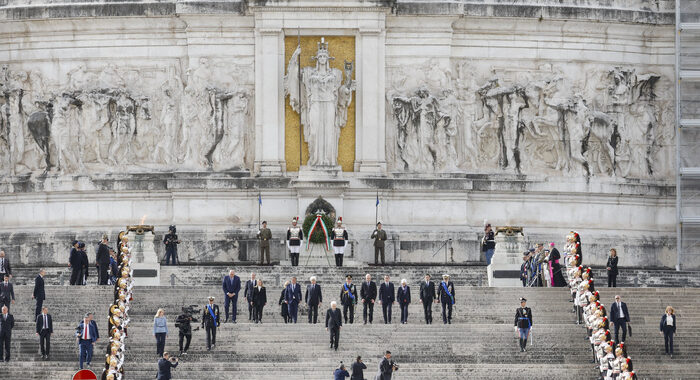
left=254, top=27, right=286, bottom=175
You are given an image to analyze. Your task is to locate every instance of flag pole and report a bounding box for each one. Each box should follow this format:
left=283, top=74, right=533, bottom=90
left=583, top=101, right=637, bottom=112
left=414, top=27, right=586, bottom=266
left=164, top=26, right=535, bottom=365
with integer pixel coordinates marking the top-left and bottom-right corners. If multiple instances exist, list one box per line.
left=297, top=27, right=303, bottom=171
left=375, top=191, right=379, bottom=225
left=258, top=192, right=261, bottom=228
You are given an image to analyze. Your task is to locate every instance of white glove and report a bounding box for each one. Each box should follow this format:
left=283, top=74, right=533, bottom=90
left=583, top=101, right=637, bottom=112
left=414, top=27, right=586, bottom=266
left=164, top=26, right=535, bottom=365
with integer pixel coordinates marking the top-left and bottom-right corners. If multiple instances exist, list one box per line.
left=513, top=326, right=517, bottom=332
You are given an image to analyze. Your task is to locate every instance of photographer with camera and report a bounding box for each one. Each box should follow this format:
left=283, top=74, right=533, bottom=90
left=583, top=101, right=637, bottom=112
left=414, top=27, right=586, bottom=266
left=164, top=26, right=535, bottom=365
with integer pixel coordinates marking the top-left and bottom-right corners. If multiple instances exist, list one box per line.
left=351, top=356, right=367, bottom=380
left=175, top=306, right=198, bottom=356
left=156, top=351, right=178, bottom=380
left=163, top=225, right=181, bottom=266
left=375, top=351, right=397, bottom=380
left=334, top=362, right=350, bottom=380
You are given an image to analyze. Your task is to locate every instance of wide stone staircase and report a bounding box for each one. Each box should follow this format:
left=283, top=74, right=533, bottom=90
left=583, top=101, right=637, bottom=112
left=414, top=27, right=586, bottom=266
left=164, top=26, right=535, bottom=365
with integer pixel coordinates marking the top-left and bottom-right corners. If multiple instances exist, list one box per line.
left=0, top=265, right=698, bottom=379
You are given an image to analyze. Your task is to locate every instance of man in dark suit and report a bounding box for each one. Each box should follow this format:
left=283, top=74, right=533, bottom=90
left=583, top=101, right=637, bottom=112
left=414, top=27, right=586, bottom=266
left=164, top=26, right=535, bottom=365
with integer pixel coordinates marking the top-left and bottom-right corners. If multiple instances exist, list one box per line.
left=0, top=275, right=14, bottom=312
left=610, top=295, right=630, bottom=342
left=437, top=274, right=455, bottom=324
left=419, top=274, right=436, bottom=324
left=397, top=279, right=411, bottom=324
left=379, top=275, right=395, bottom=324
left=0, top=251, right=11, bottom=279
left=251, top=280, right=267, bottom=323
left=244, top=273, right=257, bottom=321
left=361, top=274, right=377, bottom=324
left=201, top=296, right=220, bottom=351
left=32, top=269, right=46, bottom=319
left=325, top=301, right=343, bottom=351
left=305, top=276, right=323, bottom=324
left=285, top=277, right=302, bottom=323
left=0, top=306, right=14, bottom=362
left=340, top=275, right=357, bottom=324
left=35, top=306, right=53, bottom=359
left=222, top=269, right=241, bottom=323
left=69, top=241, right=82, bottom=285
left=376, top=351, right=396, bottom=380
left=78, top=242, right=89, bottom=285
left=96, top=235, right=111, bottom=285
left=156, top=352, right=179, bottom=380
left=351, top=356, right=367, bottom=380
left=75, top=312, right=99, bottom=369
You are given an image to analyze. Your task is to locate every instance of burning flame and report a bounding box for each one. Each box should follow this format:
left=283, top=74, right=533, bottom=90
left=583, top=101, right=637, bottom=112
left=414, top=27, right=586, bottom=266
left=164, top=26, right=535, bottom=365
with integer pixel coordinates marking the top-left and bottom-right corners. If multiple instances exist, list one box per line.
left=139, top=214, right=148, bottom=225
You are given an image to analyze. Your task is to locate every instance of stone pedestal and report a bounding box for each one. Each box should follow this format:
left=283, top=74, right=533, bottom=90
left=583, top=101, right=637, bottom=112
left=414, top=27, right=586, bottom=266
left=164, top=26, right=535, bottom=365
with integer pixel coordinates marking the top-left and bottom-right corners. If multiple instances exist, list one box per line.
left=126, top=227, right=161, bottom=286
left=488, top=228, right=527, bottom=287
left=280, top=243, right=361, bottom=267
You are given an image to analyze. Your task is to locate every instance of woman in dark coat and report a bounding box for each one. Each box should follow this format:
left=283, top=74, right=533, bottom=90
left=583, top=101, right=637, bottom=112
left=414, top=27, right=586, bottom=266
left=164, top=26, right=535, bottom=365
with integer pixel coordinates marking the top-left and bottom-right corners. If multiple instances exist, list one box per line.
left=548, top=243, right=566, bottom=287
left=279, top=280, right=289, bottom=323
left=606, top=248, right=619, bottom=287
left=660, top=306, right=677, bottom=357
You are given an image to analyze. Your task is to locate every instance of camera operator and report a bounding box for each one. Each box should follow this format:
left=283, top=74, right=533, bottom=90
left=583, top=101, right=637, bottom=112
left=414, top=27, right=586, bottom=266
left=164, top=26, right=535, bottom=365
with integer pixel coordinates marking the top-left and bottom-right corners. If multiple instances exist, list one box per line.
left=163, top=226, right=181, bottom=266
left=175, top=307, right=198, bottom=356
left=376, top=351, right=397, bottom=380
left=156, top=351, right=178, bottom=380
left=351, top=356, right=367, bottom=380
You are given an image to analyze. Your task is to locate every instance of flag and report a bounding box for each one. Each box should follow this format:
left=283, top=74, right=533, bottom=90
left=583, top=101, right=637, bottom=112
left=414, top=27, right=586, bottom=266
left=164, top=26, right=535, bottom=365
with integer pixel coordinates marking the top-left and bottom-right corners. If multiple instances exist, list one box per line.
left=258, top=193, right=262, bottom=205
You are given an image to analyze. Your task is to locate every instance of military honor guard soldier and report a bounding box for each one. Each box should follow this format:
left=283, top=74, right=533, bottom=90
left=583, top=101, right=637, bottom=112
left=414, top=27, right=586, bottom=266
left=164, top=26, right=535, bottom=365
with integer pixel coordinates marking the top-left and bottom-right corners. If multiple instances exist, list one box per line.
left=514, top=297, right=533, bottom=352
left=287, top=217, right=304, bottom=267
left=257, top=221, right=272, bottom=265
left=331, top=218, right=349, bottom=267
left=340, top=275, right=358, bottom=324
left=437, top=274, right=455, bottom=324
left=370, top=222, right=388, bottom=265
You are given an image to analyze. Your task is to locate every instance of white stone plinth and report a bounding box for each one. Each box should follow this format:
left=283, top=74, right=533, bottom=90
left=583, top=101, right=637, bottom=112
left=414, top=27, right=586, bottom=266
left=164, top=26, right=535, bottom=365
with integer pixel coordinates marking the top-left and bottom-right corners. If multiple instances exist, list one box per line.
left=489, top=231, right=528, bottom=287
left=126, top=230, right=161, bottom=286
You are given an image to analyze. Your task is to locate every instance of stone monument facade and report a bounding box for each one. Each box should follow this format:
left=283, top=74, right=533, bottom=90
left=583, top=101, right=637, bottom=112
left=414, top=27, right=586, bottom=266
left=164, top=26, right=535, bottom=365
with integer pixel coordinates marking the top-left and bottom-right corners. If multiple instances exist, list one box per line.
left=0, top=0, right=684, bottom=268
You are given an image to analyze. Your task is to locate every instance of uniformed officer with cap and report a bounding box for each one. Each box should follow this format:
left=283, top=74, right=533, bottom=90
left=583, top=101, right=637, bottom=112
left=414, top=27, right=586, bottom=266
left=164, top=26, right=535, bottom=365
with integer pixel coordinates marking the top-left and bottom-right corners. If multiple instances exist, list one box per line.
left=201, top=296, right=220, bottom=351
left=514, top=297, right=533, bottom=352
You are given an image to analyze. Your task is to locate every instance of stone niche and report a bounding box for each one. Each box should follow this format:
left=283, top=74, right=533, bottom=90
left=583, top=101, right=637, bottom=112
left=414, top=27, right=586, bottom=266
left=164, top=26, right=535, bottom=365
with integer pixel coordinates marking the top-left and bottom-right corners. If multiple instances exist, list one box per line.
left=0, top=0, right=684, bottom=269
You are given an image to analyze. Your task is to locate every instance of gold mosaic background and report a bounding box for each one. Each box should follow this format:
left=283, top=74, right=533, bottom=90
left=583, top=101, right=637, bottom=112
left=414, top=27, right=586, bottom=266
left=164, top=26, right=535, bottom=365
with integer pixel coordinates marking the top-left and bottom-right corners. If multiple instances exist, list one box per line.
left=284, top=35, right=356, bottom=172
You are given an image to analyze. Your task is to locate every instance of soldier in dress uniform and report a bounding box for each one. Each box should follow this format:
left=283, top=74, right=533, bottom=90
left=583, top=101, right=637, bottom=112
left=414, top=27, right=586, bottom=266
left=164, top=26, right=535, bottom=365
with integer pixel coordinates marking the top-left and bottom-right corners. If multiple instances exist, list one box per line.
left=330, top=218, right=348, bottom=267
left=340, top=275, right=357, bottom=324
left=514, top=297, right=533, bottom=352
left=257, top=221, right=272, bottom=265
left=370, top=222, right=388, bottom=265
left=286, top=217, right=304, bottom=267
left=201, top=296, right=220, bottom=351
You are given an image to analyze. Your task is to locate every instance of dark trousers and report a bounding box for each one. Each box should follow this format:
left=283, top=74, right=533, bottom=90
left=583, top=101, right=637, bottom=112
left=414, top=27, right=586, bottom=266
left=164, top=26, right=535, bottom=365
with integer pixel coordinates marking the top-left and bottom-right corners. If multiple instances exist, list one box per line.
left=78, top=339, right=93, bottom=368
left=35, top=298, right=44, bottom=319
left=363, top=301, right=374, bottom=323
left=343, top=304, right=354, bottom=324
left=178, top=332, right=191, bottom=353
left=400, top=303, right=409, bottom=323
left=614, top=319, right=627, bottom=342
left=0, top=332, right=9, bottom=361
left=259, top=246, right=270, bottom=265
left=224, top=295, right=238, bottom=321
left=165, top=247, right=178, bottom=265
left=98, top=264, right=109, bottom=285
left=335, top=254, right=343, bottom=267
left=290, top=252, right=299, bottom=266
left=374, top=246, right=385, bottom=264
left=39, top=330, right=50, bottom=356
left=70, top=268, right=82, bottom=285
left=329, top=327, right=340, bottom=349
left=248, top=300, right=254, bottom=320
left=155, top=332, right=166, bottom=355
left=254, top=304, right=264, bottom=322
left=205, top=324, right=216, bottom=349
left=382, top=303, right=392, bottom=324
left=308, top=304, right=319, bottom=323
left=422, top=300, right=433, bottom=323
left=288, top=302, right=298, bottom=323
left=608, top=272, right=617, bottom=287
left=441, top=301, right=453, bottom=323
left=663, top=326, right=674, bottom=354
